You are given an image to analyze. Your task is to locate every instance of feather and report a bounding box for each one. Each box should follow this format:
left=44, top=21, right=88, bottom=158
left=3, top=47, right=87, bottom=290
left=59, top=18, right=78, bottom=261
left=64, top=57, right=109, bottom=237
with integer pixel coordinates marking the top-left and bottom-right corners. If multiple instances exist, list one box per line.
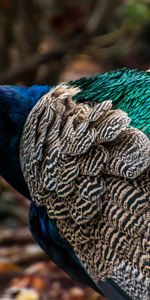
left=20, top=79, right=150, bottom=300
left=0, top=68, right=150, bottom=300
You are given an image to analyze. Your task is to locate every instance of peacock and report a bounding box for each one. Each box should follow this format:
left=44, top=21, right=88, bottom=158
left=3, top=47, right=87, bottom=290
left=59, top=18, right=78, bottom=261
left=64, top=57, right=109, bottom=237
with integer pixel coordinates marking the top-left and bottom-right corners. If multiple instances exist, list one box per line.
left=0, top=68, right=149, bottom=300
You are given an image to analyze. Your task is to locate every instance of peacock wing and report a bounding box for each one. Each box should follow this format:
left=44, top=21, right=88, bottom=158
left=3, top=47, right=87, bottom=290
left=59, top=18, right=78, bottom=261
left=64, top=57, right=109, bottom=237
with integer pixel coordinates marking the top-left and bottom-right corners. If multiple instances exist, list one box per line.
left=20, top=84, right=150, bottom=300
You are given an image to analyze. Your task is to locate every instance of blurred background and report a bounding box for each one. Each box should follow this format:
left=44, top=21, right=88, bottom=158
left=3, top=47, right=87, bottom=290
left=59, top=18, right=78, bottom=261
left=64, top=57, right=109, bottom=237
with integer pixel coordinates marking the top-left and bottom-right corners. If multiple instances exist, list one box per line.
left=0, top=0, right=150, bottom=299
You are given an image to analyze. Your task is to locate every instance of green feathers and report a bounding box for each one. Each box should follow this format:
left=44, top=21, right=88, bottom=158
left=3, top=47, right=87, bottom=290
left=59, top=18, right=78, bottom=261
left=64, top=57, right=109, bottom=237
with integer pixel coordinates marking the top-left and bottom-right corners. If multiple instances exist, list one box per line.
left=70, top=68, right=150, bottom=137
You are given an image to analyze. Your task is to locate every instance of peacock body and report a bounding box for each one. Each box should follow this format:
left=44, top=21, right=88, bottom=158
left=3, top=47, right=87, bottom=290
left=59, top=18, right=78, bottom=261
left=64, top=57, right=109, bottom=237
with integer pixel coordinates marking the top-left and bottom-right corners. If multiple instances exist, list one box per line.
left=0, top=68, right=150, bottom=300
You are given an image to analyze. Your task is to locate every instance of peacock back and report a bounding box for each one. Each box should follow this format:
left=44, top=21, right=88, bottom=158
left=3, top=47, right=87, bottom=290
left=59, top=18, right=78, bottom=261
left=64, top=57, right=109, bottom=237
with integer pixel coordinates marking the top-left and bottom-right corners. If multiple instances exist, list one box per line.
left=70, top=68, right=150, bottom=137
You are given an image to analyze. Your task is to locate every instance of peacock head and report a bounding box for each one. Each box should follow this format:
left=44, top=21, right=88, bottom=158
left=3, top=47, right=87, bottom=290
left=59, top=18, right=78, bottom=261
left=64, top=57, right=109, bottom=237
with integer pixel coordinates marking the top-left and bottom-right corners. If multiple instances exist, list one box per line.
left=0, top=84, right=50, bottom=197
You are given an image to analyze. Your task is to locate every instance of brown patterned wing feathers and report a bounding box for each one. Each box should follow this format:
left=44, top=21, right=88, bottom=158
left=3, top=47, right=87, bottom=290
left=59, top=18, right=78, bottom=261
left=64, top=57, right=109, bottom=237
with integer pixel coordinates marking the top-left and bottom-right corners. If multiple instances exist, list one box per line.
left=20, top=84, right=150, bottom=300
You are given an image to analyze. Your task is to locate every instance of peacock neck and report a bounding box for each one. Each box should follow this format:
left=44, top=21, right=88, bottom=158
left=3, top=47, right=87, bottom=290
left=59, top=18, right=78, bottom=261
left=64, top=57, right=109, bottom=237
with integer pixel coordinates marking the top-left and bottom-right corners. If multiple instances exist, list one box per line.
left=0, top=85, right=51, bottom=199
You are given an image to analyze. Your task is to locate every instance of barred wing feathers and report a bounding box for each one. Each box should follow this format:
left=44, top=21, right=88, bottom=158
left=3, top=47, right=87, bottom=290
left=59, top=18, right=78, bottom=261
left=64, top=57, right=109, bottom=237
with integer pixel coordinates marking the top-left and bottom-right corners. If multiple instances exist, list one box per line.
left=20, top=84, right=150, bottom=300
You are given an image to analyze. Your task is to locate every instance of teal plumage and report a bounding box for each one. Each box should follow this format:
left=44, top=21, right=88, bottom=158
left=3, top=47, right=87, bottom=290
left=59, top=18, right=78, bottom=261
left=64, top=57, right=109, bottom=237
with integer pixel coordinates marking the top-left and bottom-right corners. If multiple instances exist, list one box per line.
left=0, top=68, right=150, bottom=300
left=70, top=68, right=150, bottom=137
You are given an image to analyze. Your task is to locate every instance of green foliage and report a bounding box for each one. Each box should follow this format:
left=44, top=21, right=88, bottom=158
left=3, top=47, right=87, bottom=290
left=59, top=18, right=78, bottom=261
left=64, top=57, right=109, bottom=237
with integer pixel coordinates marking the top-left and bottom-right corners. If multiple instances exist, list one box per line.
left=122, top=0, right=150, bottom=31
